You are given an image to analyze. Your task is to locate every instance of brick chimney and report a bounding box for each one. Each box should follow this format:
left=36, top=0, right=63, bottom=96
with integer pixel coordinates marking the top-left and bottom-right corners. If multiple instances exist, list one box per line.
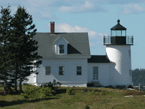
left=50, top=22, right=55, bottom=34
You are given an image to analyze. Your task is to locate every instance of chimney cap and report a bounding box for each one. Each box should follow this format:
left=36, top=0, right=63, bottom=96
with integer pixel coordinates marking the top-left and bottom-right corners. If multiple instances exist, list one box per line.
left=50, top=21, right=55, bottom=23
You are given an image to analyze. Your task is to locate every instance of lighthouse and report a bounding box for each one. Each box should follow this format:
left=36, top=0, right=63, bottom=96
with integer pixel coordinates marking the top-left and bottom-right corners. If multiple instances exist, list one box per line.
left=104, top=19, right=133, bottom=86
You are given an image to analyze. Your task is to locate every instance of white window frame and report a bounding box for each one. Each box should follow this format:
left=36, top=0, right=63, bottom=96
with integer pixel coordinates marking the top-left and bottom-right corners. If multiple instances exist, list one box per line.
left=45, top=66, right=51, bottom=75
left=54, top=37, right=68, bottom=55
left=59, top=45, right=64, bottom=54
left=59, top=66, right=64, bottom=75
left=77, top=66, right=82, bottom=75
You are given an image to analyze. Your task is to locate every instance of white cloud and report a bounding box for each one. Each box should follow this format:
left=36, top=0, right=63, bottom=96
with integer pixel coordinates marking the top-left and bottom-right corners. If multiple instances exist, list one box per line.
left=1, top=0, right=145, bottom=19
left=58, top=1, right=106, bottom=13
left=56, top=23, right=108, bottom=47
left=104, top=0, right=145, bottom=5
left=120, top=4, right=145, bottom=14
left=24, top=0, right=57, bottom=8
left=0, top=0, right=58, bottom=20
left=59, top=1, right=93, bottom=12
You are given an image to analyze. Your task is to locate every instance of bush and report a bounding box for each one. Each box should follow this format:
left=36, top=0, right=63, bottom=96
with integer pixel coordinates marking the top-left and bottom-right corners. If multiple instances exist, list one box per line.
left=116, top=85, right=126, bottom=89
left=38, top=87, right=56, bottom=98
left=87, top=83, right=94, bottom=87
left=21, top=86, right=56, bottom=99
left=105, top=85, right=114, bottom=88
left=85, top=105, right=90, bottom=109
left=41, top=79, right=61, bottom=90
left=21, top=87, right=36, bottom=98
left=127, top=85, right=133, bottom=88
left=66, top=88, right=75, bottom=95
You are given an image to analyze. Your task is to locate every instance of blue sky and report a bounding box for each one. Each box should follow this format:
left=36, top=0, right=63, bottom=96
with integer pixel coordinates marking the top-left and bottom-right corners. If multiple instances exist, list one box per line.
left=1, top=0, right=145, bottom=69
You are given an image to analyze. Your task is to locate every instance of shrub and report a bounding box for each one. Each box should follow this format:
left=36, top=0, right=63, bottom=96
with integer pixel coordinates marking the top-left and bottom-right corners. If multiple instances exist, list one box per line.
left=85, top=105, right=90, bottom=109
left=105, top=85, right=114, bottom=88
left=87, top=83, right=94, bottom=87
left=116, top=85, right=125, bottom=89
left=38, top=87, right=56, bottom=98
left=21, top=86, right=56, bottom=99
left=127, top=85, right=133, bottom=88
left=41, top=79, right=61, bottom=90
left=66, top=88, right=75, bottom=95
left=21, top=87, right=37, bottom=98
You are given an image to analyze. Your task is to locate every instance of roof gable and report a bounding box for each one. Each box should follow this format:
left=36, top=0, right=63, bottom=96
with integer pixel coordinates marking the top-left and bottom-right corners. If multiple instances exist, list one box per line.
left=54, top=37, right=69, bottom=45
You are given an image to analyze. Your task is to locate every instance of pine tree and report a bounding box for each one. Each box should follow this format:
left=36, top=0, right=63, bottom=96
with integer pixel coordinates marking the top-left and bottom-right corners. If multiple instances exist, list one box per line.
left=0, top=6, right=13, bottom=95
left=11, top=6, right=42, bottom=93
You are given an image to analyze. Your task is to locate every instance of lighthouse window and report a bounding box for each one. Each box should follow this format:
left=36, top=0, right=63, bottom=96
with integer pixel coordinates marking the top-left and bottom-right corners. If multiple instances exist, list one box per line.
left=122, top=30, right=126, bottom=36
left=111, top=31, right=115, bottom=36
left=116, top=30, right=121, bottom=36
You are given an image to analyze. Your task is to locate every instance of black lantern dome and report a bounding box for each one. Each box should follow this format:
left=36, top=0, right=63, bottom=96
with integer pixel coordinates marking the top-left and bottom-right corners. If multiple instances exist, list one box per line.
left=111, top=19, right=126, bottom=30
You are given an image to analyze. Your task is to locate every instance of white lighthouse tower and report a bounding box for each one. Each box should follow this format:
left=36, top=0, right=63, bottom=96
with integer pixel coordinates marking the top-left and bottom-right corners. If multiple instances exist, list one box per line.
left=104, top=19, right=133, bottom=86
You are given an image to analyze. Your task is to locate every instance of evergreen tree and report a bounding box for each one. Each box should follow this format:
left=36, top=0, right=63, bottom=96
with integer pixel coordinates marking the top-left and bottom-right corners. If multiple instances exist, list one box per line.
left=11, top=6, right=42, bottom=93
left=0, top=6, right=13, bottom=95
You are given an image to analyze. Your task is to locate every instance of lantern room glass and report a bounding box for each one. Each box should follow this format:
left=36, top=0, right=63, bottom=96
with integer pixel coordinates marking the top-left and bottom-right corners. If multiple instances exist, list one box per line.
left=111, top=30, right=126, bottom=36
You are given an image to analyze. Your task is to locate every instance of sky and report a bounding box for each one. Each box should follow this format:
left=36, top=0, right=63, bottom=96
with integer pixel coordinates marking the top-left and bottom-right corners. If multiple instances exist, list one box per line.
left=0, top=0, right=145, bottom=69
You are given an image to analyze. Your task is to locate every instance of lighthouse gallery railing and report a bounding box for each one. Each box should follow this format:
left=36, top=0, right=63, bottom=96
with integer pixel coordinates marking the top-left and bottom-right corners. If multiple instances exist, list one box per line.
left=103, top=36, right=133, bottom=45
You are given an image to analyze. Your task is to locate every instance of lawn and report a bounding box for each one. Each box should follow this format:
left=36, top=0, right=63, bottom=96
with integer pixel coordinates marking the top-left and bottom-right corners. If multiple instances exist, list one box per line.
left=0, top=85, right=145, bottom=109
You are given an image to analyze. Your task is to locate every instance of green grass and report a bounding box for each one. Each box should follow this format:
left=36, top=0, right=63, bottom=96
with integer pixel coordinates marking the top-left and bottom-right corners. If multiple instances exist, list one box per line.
left=1, top=85, right=145, bottom=109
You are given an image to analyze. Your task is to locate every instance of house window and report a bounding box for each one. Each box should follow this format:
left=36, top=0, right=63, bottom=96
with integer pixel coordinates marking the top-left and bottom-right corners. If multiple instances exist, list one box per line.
left=59, top=66, right=64, bottom=75
left=45, top=66, right=51, bottom=75
left=59, top=45, right=64, bottom=54
left=77, top=66, right=82, bottom=75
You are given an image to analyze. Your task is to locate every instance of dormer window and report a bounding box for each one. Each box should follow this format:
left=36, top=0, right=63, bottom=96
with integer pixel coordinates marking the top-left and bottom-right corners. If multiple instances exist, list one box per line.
left=55, top=37, right=69, bottom=55
left=59, top=45, right=64, bottom=54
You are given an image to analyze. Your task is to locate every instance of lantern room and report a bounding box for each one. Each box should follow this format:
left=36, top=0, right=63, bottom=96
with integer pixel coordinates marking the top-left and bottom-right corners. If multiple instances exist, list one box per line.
left=103, top=19, right=133, bottom=45
left=111, top=19, right=126, bottom=37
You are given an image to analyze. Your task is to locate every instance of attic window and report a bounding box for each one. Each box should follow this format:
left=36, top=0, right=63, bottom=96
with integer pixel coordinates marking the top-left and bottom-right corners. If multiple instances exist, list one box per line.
left=59, top=45, right=64, bottom=54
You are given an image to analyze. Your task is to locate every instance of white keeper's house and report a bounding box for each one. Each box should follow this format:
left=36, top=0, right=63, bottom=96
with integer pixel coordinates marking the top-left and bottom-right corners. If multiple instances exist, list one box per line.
left=26, top=19, right=134, bottom=87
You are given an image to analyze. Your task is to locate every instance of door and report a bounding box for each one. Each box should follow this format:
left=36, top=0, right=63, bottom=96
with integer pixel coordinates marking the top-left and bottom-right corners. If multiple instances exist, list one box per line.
left=93, top=67, right=98, bottom=80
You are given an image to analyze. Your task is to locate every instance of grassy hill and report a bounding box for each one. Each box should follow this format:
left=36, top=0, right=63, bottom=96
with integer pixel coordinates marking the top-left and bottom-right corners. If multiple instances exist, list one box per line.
left=0, top=85, right=145, bottom=109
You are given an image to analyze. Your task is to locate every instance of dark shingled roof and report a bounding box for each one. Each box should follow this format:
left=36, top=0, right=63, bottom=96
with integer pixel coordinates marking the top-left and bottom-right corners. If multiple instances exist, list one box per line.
left=88, top=55, right=110, bottom=63
left=111, top=19, right=126, bottom=30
